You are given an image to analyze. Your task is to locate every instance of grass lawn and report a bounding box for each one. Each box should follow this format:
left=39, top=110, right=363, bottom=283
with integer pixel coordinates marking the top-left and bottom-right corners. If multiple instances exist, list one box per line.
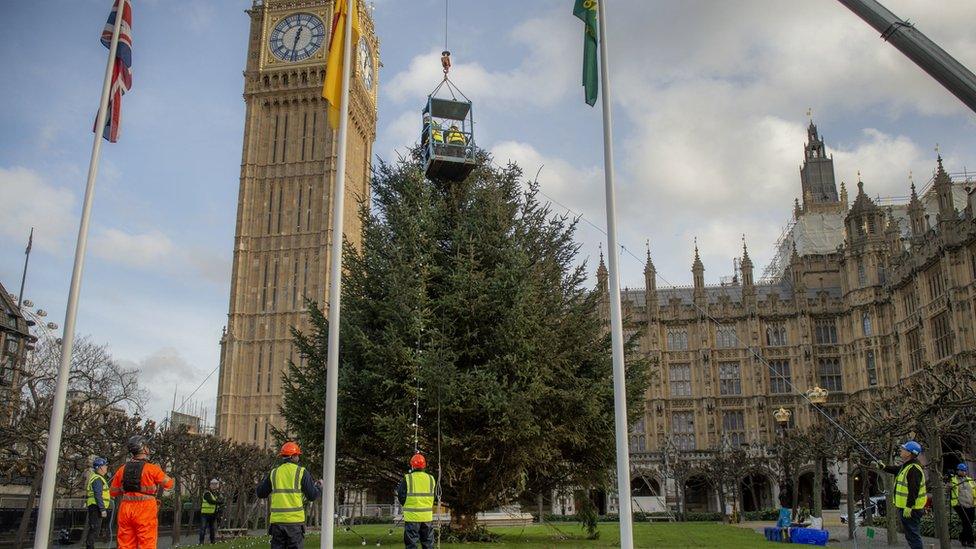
left=204, top=522, right=768, bottom=548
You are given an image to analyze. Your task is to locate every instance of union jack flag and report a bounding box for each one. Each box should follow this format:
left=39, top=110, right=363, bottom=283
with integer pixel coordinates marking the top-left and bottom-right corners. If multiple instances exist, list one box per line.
left=97, top=0, right=132, bottom=143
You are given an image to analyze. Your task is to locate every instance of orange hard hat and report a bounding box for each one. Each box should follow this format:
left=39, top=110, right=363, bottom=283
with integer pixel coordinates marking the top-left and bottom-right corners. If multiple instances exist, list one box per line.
left=410, top=453, right=427, bottom=470
left=280, top=441, right=302, bottom=457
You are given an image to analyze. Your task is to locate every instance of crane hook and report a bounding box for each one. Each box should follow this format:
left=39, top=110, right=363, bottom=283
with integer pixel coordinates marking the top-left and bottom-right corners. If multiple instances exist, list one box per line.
left=441, top=50, right=451, bottom=76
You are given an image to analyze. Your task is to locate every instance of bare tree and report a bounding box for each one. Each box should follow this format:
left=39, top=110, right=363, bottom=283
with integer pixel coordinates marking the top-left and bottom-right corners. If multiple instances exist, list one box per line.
left=0, top=337, right=144, bottom=549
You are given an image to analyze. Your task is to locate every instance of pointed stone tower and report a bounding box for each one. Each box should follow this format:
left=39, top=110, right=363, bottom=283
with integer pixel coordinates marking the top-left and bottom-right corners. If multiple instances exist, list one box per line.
left=692, top=240, right=705, bottom=308
left=800, top=120, right=840, bottom=209
left=933, top=156, right=957, bottom=226
left=597, top=247, right=609, bottom=294
left=644, top=243, right=658, bottom=320
left=907, top=181, right=926, bottom=238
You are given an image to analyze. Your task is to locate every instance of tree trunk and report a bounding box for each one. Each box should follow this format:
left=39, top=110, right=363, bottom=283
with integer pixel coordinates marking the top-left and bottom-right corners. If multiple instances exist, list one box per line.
left=537, top=493, right=544, bottom=523
left=925, top=430, right=951, bottom=549
left=171, top=473, right=182, bottom=545
left=450, top=511, right=479, bottom=534
left=748, top=478, right=760, bottom=512
left=717, top=481, right=727, bottom=522
left=813, top=456, right=824, bottom=518
left=861, top=467, right=872, bottom=523
left=14, top=469, right=43, bottom=549
left=791, top=471, right=801, bottom=522
left=846, top=458, right=856, bottom=540
left=883, top=471, right=898, bottom=546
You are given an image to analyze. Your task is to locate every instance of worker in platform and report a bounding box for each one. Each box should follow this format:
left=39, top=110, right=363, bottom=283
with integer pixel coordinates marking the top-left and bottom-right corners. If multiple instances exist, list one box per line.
left=446, top=125, right=466, bottom=146
left=199, top=478, right=225, bottom=545
left=109, top=435, right=174, bottom=549
left=949, top=463, right=976, bottom=547
left=256, top=441, right=322, bottom=549
left=876, top=441, right=927, bottom=549
left=396, top=453, right=436, bottom=549
left=85, top=457, right=111, bottom=549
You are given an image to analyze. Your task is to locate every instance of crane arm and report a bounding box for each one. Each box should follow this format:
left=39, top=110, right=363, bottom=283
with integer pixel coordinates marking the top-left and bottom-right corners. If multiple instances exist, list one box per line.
left=837, top=0, right=976, bottom=114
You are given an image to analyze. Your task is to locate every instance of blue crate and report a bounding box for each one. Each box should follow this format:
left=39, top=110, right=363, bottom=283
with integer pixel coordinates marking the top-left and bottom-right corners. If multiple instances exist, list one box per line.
left=764, top=527, right=790, bottom=542
left=789, top=527, right=828, bottom=546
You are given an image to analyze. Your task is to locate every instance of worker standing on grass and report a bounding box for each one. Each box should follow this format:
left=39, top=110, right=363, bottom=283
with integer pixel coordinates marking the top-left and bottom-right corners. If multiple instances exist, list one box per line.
left=199, top=478, right=225, bottom=545
left=85, top=457, right=111, bottom=549
left=875, top=441, right=927, bottom=549
left=256, top=441, right=322, bottom=549
left=109, top=435, right=174, bottom=549
left=949, top=463, right=976, bottom=547
left=396, top=453, right=436, bottom=549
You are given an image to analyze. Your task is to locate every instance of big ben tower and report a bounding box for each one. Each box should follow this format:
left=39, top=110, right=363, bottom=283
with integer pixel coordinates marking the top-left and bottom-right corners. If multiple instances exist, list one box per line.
left=215, top=0, right=378, bottom=443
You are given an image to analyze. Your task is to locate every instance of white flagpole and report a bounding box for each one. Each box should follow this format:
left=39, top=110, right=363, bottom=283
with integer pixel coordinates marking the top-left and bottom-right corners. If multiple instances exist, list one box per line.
left=33, top=3, right=124, bottom=547
left=321, top=0, right=355, bottom=546
left=596, top=1, right=634, bottom=547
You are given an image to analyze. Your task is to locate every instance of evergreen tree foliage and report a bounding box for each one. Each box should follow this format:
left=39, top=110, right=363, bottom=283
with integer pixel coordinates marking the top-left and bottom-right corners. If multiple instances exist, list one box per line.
left=280, top=153, right=648, bottom=530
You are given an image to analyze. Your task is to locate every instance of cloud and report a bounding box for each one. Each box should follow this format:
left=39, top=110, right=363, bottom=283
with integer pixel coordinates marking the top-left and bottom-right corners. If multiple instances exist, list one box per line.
left=832, top=129, right=931, bottom=199
left=490, top=140, right=604, bottom=220
left=119, top=347, right=217, bottom=423
left=384, top=10, right=576, bottom=111
left=0, top=167, right=76, bottom=252
left=91, top=229, right=175, bottom=269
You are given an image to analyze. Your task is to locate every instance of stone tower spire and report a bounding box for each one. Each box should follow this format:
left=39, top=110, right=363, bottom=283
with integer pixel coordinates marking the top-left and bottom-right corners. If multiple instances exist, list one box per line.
left=799, top=119, right=839, bottom=207
left=934, top=155, right=956, bottom=225
left=885, top=207, right=902, bottom=255
left=643, top=241, right=656, bottom=292
left=644, top=241, right=658, bottom=319
left=596, top=246, right=608, bottom=293
left=907, top=179, right=926, bottom=237
left=740, top=236, right=754, bottom=288
left=692, top=239, right=705, bottom=292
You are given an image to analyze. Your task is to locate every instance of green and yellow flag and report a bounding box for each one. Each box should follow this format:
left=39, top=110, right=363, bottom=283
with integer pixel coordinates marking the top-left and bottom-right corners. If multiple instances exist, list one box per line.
left=323, top=0, right=361, bottom=128
left=573, top=0, right=598, bottom=106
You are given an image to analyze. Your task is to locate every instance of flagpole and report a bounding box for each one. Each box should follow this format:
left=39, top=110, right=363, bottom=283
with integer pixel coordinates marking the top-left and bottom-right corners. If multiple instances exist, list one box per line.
left=596, top=2, right=634, bottom=547
left=321, top=0, right=355, bottom=546
left=33, top=4, right=123, bottom=547
left=18, top=227, right=33, bottom=307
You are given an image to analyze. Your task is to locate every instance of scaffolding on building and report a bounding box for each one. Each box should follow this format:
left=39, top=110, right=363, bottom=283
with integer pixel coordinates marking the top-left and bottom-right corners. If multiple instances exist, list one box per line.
left=760, top=168, right=974, bottom=284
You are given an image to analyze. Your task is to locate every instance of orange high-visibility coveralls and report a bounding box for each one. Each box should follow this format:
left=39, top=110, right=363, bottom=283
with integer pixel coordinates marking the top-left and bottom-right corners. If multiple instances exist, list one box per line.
left=109, top=460, right=174, bottom=549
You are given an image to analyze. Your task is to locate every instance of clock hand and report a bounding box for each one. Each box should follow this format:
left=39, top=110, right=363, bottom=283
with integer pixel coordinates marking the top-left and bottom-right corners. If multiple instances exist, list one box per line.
left=291, top=27, right=303, bottom=61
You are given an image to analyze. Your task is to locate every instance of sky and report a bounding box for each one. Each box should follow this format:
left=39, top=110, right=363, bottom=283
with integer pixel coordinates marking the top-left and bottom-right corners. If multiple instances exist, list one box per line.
left=1, top=0, right=975, bottom=423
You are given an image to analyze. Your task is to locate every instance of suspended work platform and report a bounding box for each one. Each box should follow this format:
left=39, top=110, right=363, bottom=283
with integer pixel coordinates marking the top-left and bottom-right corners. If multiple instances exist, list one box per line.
left=422, top=72, right=477, bottom=182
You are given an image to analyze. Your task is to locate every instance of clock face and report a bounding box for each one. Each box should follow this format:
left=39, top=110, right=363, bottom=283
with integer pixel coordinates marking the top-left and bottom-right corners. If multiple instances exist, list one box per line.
left=269, top=13, right=325, bottom=63
left=358, top=38, right=374, bottom=90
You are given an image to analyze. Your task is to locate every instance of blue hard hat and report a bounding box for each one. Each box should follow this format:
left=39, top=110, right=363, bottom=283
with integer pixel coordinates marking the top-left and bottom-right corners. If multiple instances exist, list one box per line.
left=959, top=463, right=969, bottom=472
left=901, top=441, right=922, bottom=455
left=92, top=457, right=108, bottom=468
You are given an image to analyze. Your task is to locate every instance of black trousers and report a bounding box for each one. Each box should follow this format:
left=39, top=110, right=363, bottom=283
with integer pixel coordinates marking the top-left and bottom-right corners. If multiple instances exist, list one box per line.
left=269, top=524, right=305, bottom=549
left=403, top=522, right=434, bottom=549
left=199, top=513, right=218, bottom=544
left=955, top=505, right=975, bottom=545
left=85, top=505, right=104, bottom=549
left=899, top=509, right=923, bottom=549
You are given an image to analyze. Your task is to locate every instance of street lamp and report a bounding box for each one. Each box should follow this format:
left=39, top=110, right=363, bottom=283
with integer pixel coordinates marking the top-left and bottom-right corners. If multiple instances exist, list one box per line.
left=807, top=386, right=828, bottom=406
left=773, top=408, right=793, bottom=515
left=806, top=386, right=829, bottom=521
left=774, top=407, right=792, bottom=428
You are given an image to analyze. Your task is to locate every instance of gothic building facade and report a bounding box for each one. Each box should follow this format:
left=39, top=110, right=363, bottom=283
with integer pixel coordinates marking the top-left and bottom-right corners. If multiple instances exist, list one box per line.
left=215, top=0, right=379, bottom=444
left=600, top=122, right=976, bottom=513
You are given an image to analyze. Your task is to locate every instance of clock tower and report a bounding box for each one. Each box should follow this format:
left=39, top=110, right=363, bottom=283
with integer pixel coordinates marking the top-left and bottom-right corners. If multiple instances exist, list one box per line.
left=215, top=0, right=379, bottom=444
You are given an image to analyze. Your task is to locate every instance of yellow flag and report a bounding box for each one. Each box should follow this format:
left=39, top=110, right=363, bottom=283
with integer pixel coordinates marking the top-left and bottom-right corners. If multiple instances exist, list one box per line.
left=323, top=0, right=361, bottom=129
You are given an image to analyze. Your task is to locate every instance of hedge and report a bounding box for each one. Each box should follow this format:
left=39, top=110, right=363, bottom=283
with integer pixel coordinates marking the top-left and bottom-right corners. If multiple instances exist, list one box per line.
left=864, top=512, right=962, bottom=540
left=742, top=508, right=779, bottom=521
left=543, top=512, right=723, bottom=523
